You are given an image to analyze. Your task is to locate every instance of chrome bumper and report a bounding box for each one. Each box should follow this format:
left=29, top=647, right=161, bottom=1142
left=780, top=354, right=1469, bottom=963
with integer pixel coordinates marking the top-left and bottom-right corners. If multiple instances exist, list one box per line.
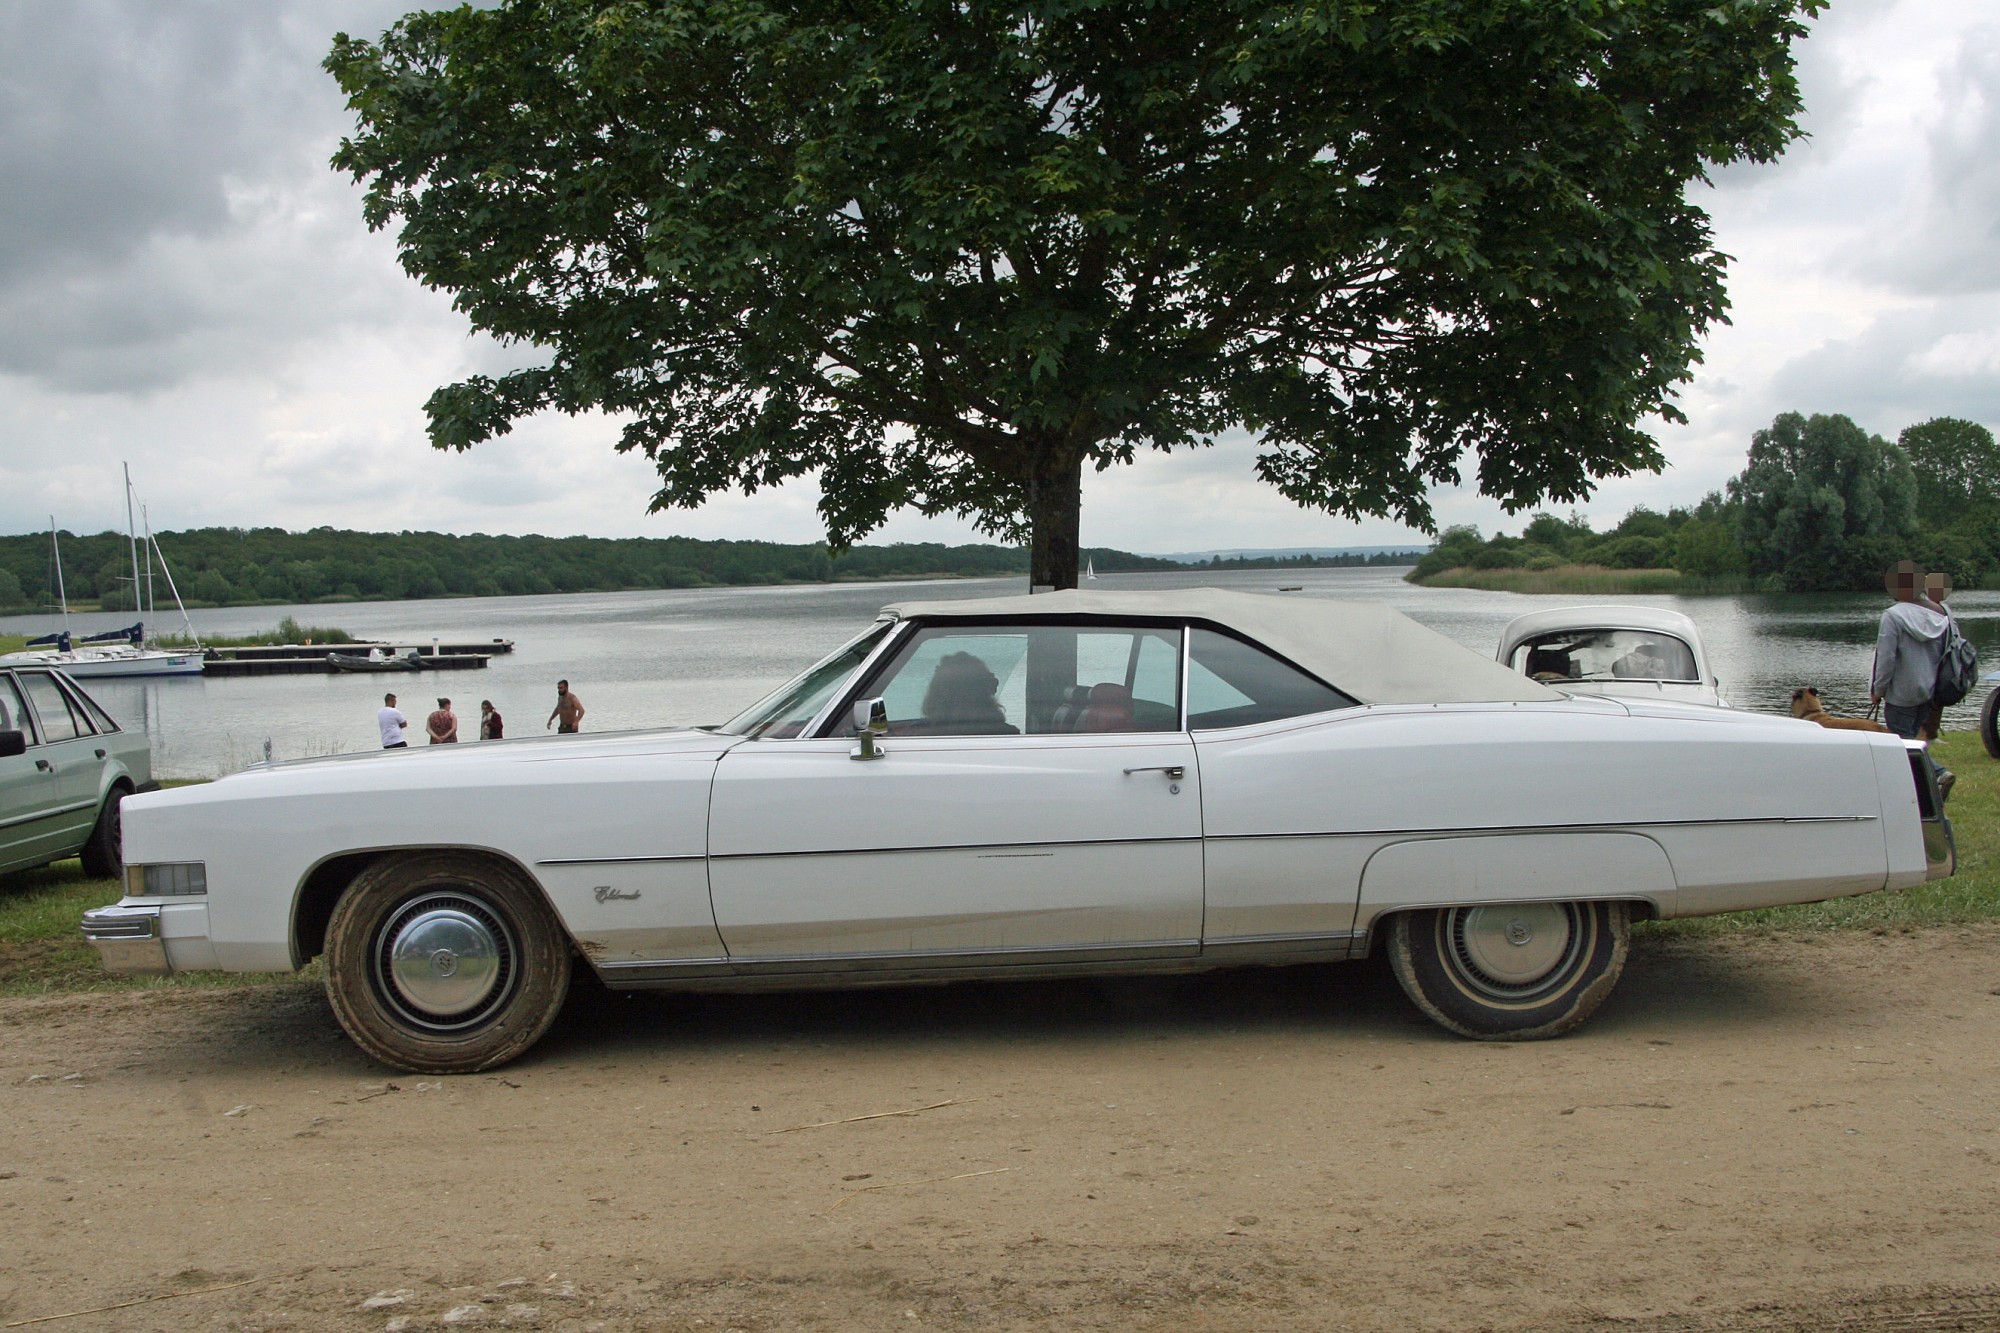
left=81, top=904, right=172, bottom=975
left=1905, top=742, right=1955, bottom=881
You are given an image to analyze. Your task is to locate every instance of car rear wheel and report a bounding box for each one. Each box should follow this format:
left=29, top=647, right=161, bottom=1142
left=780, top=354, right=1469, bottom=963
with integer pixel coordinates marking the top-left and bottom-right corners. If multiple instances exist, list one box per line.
left=1386, top=900, right=1630, bottom=1040
left=1981, top=687, right=2000, bottom=760
left=325, top=852, right=572, bottom=1074
left=78, top=788, right=125, bottom=880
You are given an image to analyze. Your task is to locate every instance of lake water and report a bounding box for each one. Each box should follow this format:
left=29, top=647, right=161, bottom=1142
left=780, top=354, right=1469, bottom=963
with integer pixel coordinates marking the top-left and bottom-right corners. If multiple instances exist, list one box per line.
left=6, top=566, right=1993, bottom=778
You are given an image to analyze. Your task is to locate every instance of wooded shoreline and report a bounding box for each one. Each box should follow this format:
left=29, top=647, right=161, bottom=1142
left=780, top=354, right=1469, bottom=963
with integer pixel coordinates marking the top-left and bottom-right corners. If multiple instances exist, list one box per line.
left=0, top=528, right=1419, bottom=614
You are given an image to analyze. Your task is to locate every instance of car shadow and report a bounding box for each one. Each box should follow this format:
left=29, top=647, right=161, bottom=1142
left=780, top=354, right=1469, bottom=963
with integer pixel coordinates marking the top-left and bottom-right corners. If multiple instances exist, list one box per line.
left=531, top=952, right=1425, bottom=1066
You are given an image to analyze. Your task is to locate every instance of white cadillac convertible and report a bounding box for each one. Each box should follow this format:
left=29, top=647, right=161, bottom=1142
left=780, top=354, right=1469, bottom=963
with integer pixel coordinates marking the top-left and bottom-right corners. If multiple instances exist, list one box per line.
left=84, top=590, right=1953, bottom=1073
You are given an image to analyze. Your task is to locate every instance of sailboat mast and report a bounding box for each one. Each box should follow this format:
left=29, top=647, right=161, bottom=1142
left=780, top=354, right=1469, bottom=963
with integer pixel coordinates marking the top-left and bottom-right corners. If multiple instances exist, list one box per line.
left=142, top=504, right=156, bottom=619
left=49, top=517, right=70, bottom=633
left=123, top=463, right=141, bottom=631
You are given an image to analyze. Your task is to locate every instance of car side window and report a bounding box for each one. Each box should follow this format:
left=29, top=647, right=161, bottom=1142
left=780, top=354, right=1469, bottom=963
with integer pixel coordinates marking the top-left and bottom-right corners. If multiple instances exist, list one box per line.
left=71, top=682, right=119, bottom=734
left=0, top=675, right=27, bottom=741
left=1186, top=628, right=1357, bottom=729
left=18, top=672, right=86, bottom=743
left=859, top=622, right=1182, bottom=736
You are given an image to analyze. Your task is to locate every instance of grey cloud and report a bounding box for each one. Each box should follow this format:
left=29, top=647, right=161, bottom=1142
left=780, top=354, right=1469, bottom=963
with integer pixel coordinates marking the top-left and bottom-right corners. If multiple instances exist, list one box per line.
left=0, top=0, right=415, bottom=393
left=1767, top=298, right=2000, bottom=434
left=1881, top=25, right=2000, bottom=294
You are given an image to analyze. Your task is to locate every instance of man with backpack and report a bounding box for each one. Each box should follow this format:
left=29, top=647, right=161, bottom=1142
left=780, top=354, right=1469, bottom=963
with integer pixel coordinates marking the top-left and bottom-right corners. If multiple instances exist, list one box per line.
left=1871, top=560, right=1969, bottom=741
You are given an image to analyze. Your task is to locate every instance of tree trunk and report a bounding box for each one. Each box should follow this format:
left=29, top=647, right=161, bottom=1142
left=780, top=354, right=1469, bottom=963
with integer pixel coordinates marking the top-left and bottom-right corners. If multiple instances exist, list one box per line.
left=1026, top=444, right=1084, bottom=591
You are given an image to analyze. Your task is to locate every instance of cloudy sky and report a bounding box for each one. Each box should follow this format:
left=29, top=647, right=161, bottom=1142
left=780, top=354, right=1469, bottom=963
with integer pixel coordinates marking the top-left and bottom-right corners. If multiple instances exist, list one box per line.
left=2, top=1, right=1996, bottom=554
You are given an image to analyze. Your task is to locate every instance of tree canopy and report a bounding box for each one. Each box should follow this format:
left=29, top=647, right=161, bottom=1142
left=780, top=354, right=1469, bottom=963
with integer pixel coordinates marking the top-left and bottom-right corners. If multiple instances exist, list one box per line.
left=1726, top=412, right=1918, bottom=592
left=328, top=0, right=1823, bottom=588
left=1900, top=417, right=2000, bottom=531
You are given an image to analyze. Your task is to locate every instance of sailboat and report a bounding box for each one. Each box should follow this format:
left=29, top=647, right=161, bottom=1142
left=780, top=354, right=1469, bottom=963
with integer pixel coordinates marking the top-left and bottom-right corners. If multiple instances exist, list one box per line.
left=1085, top=557, right=1098, bottom=581
left=1, top=468, right=204, bottom=678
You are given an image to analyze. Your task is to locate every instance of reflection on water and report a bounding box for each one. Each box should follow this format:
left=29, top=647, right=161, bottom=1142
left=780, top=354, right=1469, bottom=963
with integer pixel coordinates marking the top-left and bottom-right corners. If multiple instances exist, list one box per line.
left=6, top=568, right=1990, bottom=778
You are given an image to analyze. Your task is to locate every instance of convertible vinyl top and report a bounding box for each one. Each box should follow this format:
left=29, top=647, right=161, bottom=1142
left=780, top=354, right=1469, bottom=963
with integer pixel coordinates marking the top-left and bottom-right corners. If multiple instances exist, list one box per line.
left=881, top=587, right=1562, bottom=706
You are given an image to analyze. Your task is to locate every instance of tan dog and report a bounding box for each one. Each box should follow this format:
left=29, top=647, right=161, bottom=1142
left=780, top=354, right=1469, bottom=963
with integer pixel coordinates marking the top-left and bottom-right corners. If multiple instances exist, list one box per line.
left=1790, top=687, right=1892, bottom=732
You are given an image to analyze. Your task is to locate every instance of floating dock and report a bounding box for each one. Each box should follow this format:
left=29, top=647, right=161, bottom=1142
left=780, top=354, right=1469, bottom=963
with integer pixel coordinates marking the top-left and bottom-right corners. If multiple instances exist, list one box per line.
left=200, top=639, right=514, bottom=678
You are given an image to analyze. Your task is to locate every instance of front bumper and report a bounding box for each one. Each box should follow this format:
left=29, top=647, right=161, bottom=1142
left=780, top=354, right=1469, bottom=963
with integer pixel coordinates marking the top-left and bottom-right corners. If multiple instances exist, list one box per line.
left=81, top=904, right=171, bottom=975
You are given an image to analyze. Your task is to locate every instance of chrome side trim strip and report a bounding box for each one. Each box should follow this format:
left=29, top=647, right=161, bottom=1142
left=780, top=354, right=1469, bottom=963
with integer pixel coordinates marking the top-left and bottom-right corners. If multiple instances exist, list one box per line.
left=596, top=938, right=1202, bottom=985
left=1199, top=931, right=1365, bottom=962
left=535, top=853, right=706, bottom=867
left=1206, top=815, right=1877, bottom=843
left=712, top=834, right=1203, bottom=863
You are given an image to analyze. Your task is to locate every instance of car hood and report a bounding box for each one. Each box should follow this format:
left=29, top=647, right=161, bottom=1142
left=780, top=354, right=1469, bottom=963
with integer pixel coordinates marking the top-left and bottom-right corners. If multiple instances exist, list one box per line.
left=149, top=727, right=744, bottom=801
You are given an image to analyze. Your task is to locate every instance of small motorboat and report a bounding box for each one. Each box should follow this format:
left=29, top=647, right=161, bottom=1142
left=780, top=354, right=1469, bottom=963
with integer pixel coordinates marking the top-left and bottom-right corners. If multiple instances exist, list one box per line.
left=327, top=648, right=423, bottom=673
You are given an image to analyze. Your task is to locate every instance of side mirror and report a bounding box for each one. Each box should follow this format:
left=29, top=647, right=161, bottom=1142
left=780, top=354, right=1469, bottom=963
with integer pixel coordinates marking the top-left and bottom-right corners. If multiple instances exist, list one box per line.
left=850, top=697, right=888, bottom=761
left=0, top=731, right=25, bottom=759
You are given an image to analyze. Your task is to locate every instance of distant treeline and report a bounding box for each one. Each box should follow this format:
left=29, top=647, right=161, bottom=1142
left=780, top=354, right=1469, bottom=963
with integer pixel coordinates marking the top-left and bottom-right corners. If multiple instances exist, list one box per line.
left=0, top=528, right=1206, bottom=612
left=1408, top=413, right=2000, bottom=594
left=1188, top=550, right=1421, bottom=570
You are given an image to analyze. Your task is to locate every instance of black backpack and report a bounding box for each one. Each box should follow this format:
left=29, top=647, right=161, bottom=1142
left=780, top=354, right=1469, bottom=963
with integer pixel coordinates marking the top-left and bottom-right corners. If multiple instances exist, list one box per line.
left=1933, top=618, right=1978, bottom=708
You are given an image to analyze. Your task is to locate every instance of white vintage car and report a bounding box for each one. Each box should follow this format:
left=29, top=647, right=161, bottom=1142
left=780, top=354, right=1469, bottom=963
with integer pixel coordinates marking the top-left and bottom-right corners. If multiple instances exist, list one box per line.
left=1498, top=605, right=1727, bottom=707
left=85, top=589, right=1951, bottom=1073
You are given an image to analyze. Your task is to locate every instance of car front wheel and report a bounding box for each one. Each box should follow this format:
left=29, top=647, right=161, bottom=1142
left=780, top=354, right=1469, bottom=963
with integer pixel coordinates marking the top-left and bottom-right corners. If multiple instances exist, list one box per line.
left=1386, top=900, right=1630, bottom=1040
left=324, top=852, right=572, bottom=1074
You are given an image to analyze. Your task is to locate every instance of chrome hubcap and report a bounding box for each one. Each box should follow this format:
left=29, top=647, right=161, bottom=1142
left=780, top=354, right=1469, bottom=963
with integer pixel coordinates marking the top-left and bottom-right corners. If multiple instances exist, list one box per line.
left=374, top=892, right=516, bottom=1031
left=1449, top=902, right=1579, bottom=996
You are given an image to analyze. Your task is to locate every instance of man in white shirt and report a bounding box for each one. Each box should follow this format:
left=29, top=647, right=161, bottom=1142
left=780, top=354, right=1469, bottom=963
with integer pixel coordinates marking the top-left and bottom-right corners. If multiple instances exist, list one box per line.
left=378, top=692, right=410, bottom=749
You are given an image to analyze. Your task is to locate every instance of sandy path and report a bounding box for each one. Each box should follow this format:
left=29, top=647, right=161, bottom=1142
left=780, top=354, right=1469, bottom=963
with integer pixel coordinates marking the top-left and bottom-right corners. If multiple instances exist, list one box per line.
left=2, top=927, right=1998, bottom=1332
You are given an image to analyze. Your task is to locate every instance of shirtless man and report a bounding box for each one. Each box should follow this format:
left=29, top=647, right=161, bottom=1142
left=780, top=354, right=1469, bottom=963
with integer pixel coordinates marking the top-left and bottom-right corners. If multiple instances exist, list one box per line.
left=547, top=679, right=585, bottom=734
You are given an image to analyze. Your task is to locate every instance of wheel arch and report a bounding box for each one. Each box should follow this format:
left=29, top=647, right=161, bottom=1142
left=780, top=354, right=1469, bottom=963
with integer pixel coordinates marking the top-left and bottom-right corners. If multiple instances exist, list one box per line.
left=291, top=846, right=564, bottom=968
left=1358, top=894, right=1656, bottom=956
left=1355, top=830, right=1675, bottom=942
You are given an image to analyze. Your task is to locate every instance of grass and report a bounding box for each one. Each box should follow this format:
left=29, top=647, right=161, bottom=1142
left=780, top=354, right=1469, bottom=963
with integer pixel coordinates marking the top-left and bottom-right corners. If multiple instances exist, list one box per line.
left=3, top=735, right=1996, bottom=997
left=155, top=615, right=356, bottom=650
left=1413, top=564, right=1759, bottom=595
left=0, top=634, right=28, bottom=654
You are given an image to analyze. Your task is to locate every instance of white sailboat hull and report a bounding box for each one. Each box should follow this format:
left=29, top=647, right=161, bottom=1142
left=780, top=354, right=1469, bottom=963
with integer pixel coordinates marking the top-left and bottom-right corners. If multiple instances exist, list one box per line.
left=1, top=648, right=203, bottom=678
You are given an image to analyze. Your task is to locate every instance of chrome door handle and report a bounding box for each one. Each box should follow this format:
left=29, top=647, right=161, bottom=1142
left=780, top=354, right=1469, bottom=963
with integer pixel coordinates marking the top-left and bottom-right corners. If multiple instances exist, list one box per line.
left=1122, top=765, right=1185, bottom=780
left=35, top=759, right=51, bottom=772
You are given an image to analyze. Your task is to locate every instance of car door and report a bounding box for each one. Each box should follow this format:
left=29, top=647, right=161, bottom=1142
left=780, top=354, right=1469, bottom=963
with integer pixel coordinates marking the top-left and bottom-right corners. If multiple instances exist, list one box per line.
left=707, top=620, right=1203, bottom=968
left=0, top=670, right=98, bottom=871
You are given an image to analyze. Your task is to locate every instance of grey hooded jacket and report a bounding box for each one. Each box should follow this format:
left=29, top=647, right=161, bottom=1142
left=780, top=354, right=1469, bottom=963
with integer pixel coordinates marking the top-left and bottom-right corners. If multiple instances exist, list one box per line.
left=1872, top=599, right=1950, bottom=706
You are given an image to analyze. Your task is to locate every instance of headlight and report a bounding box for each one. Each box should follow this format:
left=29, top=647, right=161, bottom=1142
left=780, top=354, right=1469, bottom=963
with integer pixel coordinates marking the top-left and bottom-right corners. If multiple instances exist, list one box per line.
left=125, top=863, right=207, bottom=897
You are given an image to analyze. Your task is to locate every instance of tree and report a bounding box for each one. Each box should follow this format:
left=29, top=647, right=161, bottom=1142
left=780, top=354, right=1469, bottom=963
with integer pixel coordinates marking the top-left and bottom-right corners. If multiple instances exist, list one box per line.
left=1670, top=518, right=1746, bottom=580
left=329, top=0, right=1823, bottom=589
left=1899, top=417, right=2000, bottom=532
left=1728, top=412, right=1918, bottom=592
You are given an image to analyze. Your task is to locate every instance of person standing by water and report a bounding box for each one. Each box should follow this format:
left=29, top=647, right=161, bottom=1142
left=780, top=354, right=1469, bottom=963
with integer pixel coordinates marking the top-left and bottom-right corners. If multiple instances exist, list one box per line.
left=479, top=699, right=503, bottom=740
left=1871, top=560, right=1949, bottom=740
left=377, top=692, right=409, bottom=749
left=426, top=697, right=459, bottom=744
left=547, top=679, right=585, bottom=734
left=1921, top=573, right=1956, bottom=742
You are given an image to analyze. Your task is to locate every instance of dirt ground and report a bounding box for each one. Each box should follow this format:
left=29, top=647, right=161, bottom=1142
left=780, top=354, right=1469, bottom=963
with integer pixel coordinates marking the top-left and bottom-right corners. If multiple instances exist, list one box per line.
left=3, top=928, right=1998, bottom=1333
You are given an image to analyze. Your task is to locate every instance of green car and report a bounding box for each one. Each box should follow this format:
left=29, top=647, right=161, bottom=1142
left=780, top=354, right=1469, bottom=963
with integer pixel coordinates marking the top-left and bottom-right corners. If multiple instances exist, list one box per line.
left=0, top=665, right=154, bottom=878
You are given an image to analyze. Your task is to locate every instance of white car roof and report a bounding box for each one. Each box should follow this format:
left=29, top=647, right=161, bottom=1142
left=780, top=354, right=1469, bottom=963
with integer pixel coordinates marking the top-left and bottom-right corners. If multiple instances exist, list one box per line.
left=1497, top=605, right=1707, bottom=667
left=882, top=587, right=1560, bottom=706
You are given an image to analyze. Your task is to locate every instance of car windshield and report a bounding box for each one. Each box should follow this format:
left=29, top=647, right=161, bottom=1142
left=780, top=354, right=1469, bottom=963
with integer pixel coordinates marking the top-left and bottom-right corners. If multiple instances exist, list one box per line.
left=1510, top=629, right=1698, bottom=683
left=720, top=621, right=894, bottom=738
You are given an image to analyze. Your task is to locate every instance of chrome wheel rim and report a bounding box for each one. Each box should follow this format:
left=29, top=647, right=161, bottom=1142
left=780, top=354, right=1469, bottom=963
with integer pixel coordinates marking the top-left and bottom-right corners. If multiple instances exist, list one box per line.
left=372, top=891, right=518, bottom=1033
left=1445, top=902, right=1584, bottom=1001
